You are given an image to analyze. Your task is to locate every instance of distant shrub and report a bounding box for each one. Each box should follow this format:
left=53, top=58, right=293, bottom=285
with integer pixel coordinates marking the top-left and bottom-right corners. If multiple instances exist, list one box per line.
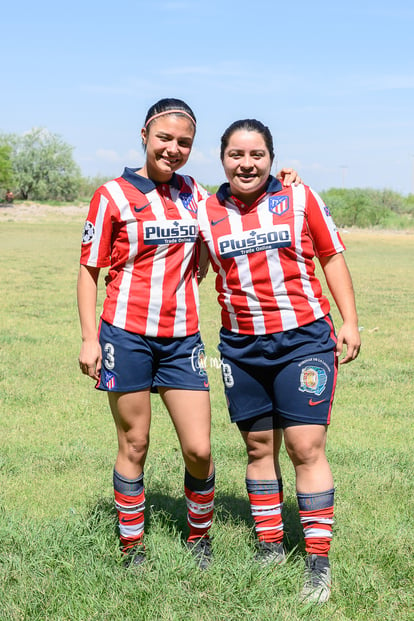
left=77, top=175, right=113, bottom=201
left=321, top=188, right=389, bottom=227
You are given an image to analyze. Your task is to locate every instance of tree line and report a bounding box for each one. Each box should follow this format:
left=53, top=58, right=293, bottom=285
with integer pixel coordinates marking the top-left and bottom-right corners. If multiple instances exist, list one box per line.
left=0, top=127, right=111, bottom=203
left=1, top=128, right=413, bottom=228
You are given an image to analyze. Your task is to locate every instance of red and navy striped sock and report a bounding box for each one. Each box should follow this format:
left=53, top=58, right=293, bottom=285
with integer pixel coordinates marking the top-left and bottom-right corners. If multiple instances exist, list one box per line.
left=246, top=478, right=284, bottom=543
left=184, top=469, right=215, bottom=542
left=297, top=488, right=335, bottom=556
left=113, top=469, right=145, bottom=554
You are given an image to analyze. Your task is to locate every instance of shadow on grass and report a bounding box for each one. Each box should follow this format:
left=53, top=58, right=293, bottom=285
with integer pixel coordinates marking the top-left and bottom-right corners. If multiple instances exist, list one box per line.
left=85, top=491, right=305, bottom=554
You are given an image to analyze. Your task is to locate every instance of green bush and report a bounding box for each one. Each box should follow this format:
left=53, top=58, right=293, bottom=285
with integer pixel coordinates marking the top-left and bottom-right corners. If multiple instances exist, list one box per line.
left=77, top=175, right=113, bottom=202
left=322, top=188, right=390, bottom=227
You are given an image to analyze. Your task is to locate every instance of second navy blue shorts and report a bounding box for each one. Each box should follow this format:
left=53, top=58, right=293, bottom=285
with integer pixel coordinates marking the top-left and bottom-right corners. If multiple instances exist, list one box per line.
left=218, top=316, right=338, bottom=426
left=96, top=320, right=210, bottom=393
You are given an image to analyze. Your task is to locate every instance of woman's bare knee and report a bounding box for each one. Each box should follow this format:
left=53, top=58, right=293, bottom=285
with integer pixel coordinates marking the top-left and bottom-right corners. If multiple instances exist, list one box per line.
left=286, top=442, right=320, bottom=467
left=183, top=445, right=211, bottom=468
left=243, top=430, right=274, bottom=463
left=284, top=425, right=327, bottom=467
left=119, top=434, right=149, bottom=466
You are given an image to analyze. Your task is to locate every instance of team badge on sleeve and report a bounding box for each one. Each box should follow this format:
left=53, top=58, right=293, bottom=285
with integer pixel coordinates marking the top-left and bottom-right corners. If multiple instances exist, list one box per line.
left=269, top=196, right=290, bottom=216
left=82, top=221, right=95, bottom=244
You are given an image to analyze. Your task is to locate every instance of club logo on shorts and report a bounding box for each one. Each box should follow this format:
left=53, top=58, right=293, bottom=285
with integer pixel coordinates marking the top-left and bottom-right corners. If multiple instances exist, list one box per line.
left=269, top=196, right=290, bottom=216
left=82, top=221, right=95, bottom=244
left=299, top=366, right=327, bottom=396
left=190, top=344, right=208, bottom=378
left=101, top=367, right=116, bottom=390
left=179, top=192, right=198, bottom=214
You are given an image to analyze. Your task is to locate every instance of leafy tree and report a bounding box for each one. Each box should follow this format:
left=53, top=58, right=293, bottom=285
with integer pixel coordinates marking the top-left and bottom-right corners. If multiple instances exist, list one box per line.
left=376, top=189, right=405, bottom=214
left=321, top=188, right=389, bottom=227
left=1, top=128, right=81, bottom=200
left=77, top=175, right=112, bottom=202
left=0, top=144, right=14, bottom=191
left=403, top=194, right=414, bottom=215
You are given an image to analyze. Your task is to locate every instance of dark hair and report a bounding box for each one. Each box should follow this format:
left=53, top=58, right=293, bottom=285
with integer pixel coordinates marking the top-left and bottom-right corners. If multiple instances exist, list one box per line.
left=220, top=119, right=274, bottom=161
left=143, top=98, right=197, bottom=130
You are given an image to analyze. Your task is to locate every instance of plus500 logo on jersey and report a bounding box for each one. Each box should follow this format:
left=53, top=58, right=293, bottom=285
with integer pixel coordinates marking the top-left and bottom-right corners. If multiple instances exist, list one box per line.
left=144, top=220, right=198, bottom=245
left=218, top=225, right=291, bottom=258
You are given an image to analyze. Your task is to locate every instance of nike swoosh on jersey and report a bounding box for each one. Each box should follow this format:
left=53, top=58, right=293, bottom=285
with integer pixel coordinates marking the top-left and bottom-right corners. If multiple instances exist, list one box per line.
left=210, top=215, right=230, bottom=226
left=134, top=203, right=151, bottom=213
left=309, top=399, right=326, bottom=406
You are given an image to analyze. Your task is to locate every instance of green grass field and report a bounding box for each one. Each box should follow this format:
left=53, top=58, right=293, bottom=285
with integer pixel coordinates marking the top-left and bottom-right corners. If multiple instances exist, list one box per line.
left=0, top=207, right=413, bottom=620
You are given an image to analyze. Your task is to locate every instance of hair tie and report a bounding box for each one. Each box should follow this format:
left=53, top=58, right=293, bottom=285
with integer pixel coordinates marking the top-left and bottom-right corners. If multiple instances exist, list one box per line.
left=145, top=109, right=196, bottom=128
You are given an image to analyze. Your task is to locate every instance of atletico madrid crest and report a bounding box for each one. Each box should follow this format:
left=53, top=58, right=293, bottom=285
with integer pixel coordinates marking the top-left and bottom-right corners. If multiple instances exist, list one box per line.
left=269, top=196, right=290, bottom=216
left=102, top=367, right=116, bottom=390
left=179, top=192, right=198, bottom=214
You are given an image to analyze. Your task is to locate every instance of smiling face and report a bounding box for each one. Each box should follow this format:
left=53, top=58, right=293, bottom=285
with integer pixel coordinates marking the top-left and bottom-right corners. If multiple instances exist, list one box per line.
left=222, top=129, right=273, bottom=205
left=140, top=114, right=195, bottom=183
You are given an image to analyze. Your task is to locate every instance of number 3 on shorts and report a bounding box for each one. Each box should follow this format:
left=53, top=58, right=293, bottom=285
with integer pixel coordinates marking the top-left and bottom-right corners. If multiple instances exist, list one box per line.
left=104, top=342, right=115, bottom=370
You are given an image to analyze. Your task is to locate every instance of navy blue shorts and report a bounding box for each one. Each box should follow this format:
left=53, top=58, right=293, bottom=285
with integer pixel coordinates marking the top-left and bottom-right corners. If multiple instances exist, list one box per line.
left=218, top=316, right=338, bottom=426
left=96, top=320, right=210, bottom=393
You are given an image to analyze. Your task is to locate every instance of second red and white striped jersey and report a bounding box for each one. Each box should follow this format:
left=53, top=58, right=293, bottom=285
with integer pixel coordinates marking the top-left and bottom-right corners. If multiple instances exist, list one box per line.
left=197, top=177, right=345, bottom=335
left=80, top=168, right=209, bottom=337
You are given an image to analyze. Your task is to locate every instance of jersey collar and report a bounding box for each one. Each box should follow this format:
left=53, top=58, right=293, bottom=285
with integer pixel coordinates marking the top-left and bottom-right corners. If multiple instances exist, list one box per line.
left=122, top=167, right=181, bottom=193
left=216, top=175, right=283, bottom=204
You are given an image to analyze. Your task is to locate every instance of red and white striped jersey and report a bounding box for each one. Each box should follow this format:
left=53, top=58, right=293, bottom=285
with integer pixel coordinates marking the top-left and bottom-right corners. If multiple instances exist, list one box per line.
left=197, top=177, right=345, bottom=335
left=80, top=167, right=209, bottom=337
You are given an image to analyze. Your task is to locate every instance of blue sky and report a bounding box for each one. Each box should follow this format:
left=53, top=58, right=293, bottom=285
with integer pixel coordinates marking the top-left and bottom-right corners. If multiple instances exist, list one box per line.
left=2, top=0, right=414, bottom=193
